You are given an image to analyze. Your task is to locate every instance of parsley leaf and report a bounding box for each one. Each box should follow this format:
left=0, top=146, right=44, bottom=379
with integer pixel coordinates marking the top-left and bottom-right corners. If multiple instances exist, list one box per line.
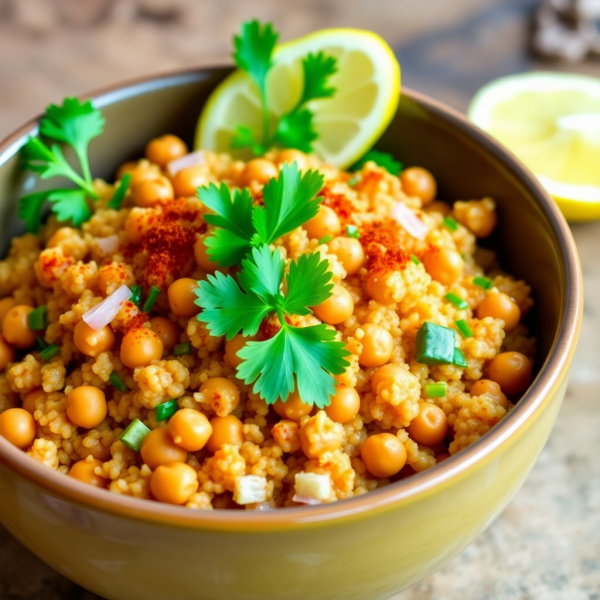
left=284, top=251, right=333, bottom=315
left=298, top=52, right=338, bottom=105
left=237, top=244, right=284, bottom=301
left=352, top=150, right=403, bottom=176
left=274, top=110, right=317, bottom=153
left=17, top=192, right=48, bottom=234
left=47, top=189, right=92, bottom=226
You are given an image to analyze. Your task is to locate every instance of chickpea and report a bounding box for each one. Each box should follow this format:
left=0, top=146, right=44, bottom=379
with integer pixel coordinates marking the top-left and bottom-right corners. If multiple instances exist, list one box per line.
left=125, top=207, right=155, bottom=244
left=365, top=271, right=397, bottom=305
left=68, top=459, right=109, bottom=489
left=116, top=160, right=138, bottom=181
left=149, top=317, right=180, bottom=353
left=328, top=237, right=365, bottom=276
left=0, top=335, right=15, bottom=371
left=477, top=292, right=520, bottom=333
left=422, top=249, right=464, bottom=285
left=194, top=235, right=218, bottom=273
left=239, top=158, right=278, bottom=187
left=168, top=409, right=212, bottom=452
left=425, top=200, right=452, bottom=216
left=273, top=390, right=313, bottom=421
left=66, top=387, right=107, bottom=429
left=400, top=167, right=437, bottom=205
left=371, top=363, right=404, bottom=393
left=22, top=388, right=46, bottom=415
left=470, top=379, right=509, bottom=409
left=325, top=386, right=360, bottom=423
left=140, top=427, right=188, bottom=469
left=312, top=284, right=354, bottom=325
left=76, top=436, right=111, bottom=462
left=171, top=165, right=207, bottom=198
left=206, top=415, right=244, bottom=453
left=225, top=333, right=250, bottom=369
left=0, top=297, right=17, bottom=325
left=167, top=278, right=199, bottom=318
left=200, top=377, right=240, bottom=416
left=150, top=462, right=198, bottom=505
left=359, top=323, right=394, bottom=368
left=129, top=164, right=162, bottom=190
left=120, top=327, right=163, bottom=369
left=361, top=433, right=407, bottom=478
left=73, top=321, right=115, bottom=357
left=145, top=134, right=188, bottom=169
left=275, top=149, right=308, bottom=171
left=133, top=176, right=174, bottom=208
left=303, top=205, right=341, bottom=240
left=0, top=408, right=37, bottom=449
left=408, top=401, right=448, bottom=446
left=487, top=351, right=532, bottom=395
left=2, top=305, right=36, bottom=349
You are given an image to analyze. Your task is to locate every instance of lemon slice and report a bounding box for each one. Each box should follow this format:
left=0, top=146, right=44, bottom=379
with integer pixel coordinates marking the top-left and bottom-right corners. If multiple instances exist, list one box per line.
left=196, top=28, right=400, bottom=169
left=469, top=72, right=600, bottom=221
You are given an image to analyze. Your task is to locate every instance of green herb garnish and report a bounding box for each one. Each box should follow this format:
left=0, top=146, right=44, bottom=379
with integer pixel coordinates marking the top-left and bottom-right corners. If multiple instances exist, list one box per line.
left=156, top=399, right=179, bottom=422
left=173, top=342, right=193, bottom=357
left=18, top=98, right=105, bottom=232
left=442, top=216, right=458, bottom=232
left=411, top=254, right=420, bottom=265
left=231, top=20, right=338, bottom=155
left=130, top=285, right=142, bottom=308
left=347, top=174, right=361, bottom=187
left=107, top=173, right=131, bottom=210
left=455, top=319, right=473, bottom=338
left=120, top=418, right=150, bottom=452
left=36, top=336, right=48, bottom=351
left=444, top=293, right=468, bottom=310
left=453, top=347, right=468, bottom=368
left=318, top=235, right=333, bottom=245
left=416, top=322, right=456, bottom=366
left=142, top=286, right=161, bottom=313
left=351, top=150, right=402, bottom=175
left=346, top=224, right=360, bottom=239
left=473, top=276, right=493, bottom=290
left=40, top=343, right=60, bottom=362
left=425, top=382, right=447, bottom=398
left=28, top=306, right=48, bottom=331
left=109, top=372, right=129, bottom=393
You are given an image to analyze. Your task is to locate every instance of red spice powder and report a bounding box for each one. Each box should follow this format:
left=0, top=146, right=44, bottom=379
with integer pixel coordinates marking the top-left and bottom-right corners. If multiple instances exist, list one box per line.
left=319, top=185, right=355, bottom=225
left=367, top=247, right=410, bottom=275
left=359, top=218, right=401, bottom=253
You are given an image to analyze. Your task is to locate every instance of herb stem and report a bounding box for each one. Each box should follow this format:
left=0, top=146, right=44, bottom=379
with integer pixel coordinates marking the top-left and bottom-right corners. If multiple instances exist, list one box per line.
left=260, top=84, right=271, bottom=149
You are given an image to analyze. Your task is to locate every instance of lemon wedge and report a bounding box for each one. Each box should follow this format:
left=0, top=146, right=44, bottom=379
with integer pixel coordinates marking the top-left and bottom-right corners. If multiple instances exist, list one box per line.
left=469, top=72, right=600, bottom=221
left=195, top=28, right=400, bottom=169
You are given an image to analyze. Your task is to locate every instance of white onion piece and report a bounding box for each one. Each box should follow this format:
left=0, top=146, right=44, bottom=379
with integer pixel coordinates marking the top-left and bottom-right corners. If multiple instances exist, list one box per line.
left=82, top=285, right=132, bottom=331
left=292, top=495, right=323, bottom=506
left=391, top=202, right=429, bottom=240
left=95, top=235, right=119, bottom=255
left=167, top=151, right=205, bottom=177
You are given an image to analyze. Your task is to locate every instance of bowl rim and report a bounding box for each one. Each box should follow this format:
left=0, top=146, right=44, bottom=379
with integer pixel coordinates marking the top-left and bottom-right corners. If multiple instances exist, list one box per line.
left=0, top=65, right=583, bottom=531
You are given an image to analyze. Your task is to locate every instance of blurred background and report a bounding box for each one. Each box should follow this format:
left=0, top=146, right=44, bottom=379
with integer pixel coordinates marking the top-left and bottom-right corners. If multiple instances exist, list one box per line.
left=1, top=1, right=599, bottom=599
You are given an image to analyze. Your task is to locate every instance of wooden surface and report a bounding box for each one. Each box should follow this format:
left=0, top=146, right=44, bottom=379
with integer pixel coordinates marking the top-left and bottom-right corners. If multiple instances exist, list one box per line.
left=1, top=1, right=600, bottom=598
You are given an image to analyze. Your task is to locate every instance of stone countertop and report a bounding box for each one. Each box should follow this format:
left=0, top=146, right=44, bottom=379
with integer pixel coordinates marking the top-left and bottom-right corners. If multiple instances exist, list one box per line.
left=1, top=1, right=599, bottom=598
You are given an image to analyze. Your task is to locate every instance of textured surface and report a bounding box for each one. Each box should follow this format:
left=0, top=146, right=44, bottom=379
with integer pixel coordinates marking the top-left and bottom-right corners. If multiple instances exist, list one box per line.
left=0, top=1, right=599, bottom=598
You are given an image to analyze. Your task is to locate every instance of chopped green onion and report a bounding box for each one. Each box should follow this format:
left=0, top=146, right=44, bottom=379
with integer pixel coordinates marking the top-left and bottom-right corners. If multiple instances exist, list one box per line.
left=416, top=322, right=456, bottom=365
left=107, top=173, right=132, bottom=210
left=318, top=235, right=333, bottom=245
left=142, top=286, right=160, bottom=313
left=442, top=216, right=458, bottom=232
left=120, top=418, right=151, bottom=452
left=473, top=276, right=493, bottom=290
left=40, top=343, right=60, bottom=361
left=444, top=293, right=468, bottom=310
left=346, top=224, right=360, bottom=239
left=156, top=399, right=179, bottom=422
left=130, top=285, right=142, bottom=307
left=28, top=306, right=48, bottom=331
left=455, top=319, right=473, bottom=338
left=173, top=341, right=193, bottom=356
left=411, top=254, right=420, bottom=265
left=453, top=347, right=468, bottom=368
left=109, top=372, right=128, bottom=393
left=425, top=382, right=447, bottom=398
left=37, top=336, right=48, bottom=351
left=347, top=174, right=361, bottom=187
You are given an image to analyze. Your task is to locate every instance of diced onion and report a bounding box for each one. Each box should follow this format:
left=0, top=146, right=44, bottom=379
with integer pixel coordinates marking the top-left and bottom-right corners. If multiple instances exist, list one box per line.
left=95, top=235, right=119, bottom=255
left=292, top=495, right=323, bottom=506
left=167, top=151, right=205, bottom=177
left=82, top=285, right=132, bottom=331
left=391, top=202, right=429, bottom=240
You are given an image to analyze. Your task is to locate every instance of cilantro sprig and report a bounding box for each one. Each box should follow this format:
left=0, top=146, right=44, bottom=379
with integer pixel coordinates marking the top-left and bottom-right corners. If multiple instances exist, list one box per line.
left=231, top=20, right=338, bottom=155
left=198, top=162, right=324, bottom=267
left=18, top=98, right=105, bottom=232
left=195, top=245, right=350, bottom=407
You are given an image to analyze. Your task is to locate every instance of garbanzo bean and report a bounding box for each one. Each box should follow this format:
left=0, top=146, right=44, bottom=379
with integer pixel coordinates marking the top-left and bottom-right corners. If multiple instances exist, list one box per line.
left=239, top=158, right=278, bottom=186
left=133, top=176, right=174, bottom=208
left=22, top=388, right=46, bottom=415
left=224, top=333, right=250, bottom=369
left=206, top=415, right=244, bottom=453
left=120, top=327, right=163, bottom=369
left=140, top=427, right=188, bottom=469
left=167, top=278, right=199, bottom=318
left=168, top=409, right=212, bottom=452
left=149, top=317, right=180, bottom=352
left=2, top=305, right=36, bottom=349
left=422, top=249, right=464, bottom=285
left=200, top=377, right=240, bottom=416
left=328, top=236, right=365, bottom=275
left=407, top=401, right=448, bottom=446
left=116, top=160, right=138, bottom=181
left=0, top=408, right=37, bottom=449
left=400, top=167, right=437, bottom=205
left=312, top=284, right=354, bottom=325
left=145, top=134, right=188, bottom=168
left=359, top=323, right=394, bottom=368
left=150, top=462, right=198, bottom=505
left=325, top=386, right=360, bottom=423
left=303, top=205, right=341, bottom=240
left=194, top=235, right=217, bottom=273
left=273, top=391, right=313, bottom=421
left=129, top=163, right=161, bottom=189
left=0, top=297, right=17, bottom=325
left=371, top=363, right=404, bottom=393
left=66, top=387, right=107, bottom=429
left=68, top=458, right=109, bottom=488
left=470, top=379, right=509, bottom=409
left=125, top=207, right=155, bottom=244
left=487, top=351, right=532, bottom=395
left=424, top=200, right=452, bottom=216
left=477, top=292, right=521, bottom=333
left=365, top=271, right=397, bottom=305
left=0, top=335, right=15, bottom=371
left=361, top=433, right=407, bottom=478
left=73, top=320, right=115, bottom=357
left=275, top=149, right=308, bottom=171
left=171, top=165, right=207, bottom=197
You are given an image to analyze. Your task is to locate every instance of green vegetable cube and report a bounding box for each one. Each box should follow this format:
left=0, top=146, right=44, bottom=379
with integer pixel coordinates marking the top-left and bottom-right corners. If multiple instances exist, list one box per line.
left=416, top=322, right=456, bottom=365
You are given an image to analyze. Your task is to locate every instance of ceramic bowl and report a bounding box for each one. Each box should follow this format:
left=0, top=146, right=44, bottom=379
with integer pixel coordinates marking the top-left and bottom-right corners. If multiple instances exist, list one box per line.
left=0, top=67, right=582, bottom=600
